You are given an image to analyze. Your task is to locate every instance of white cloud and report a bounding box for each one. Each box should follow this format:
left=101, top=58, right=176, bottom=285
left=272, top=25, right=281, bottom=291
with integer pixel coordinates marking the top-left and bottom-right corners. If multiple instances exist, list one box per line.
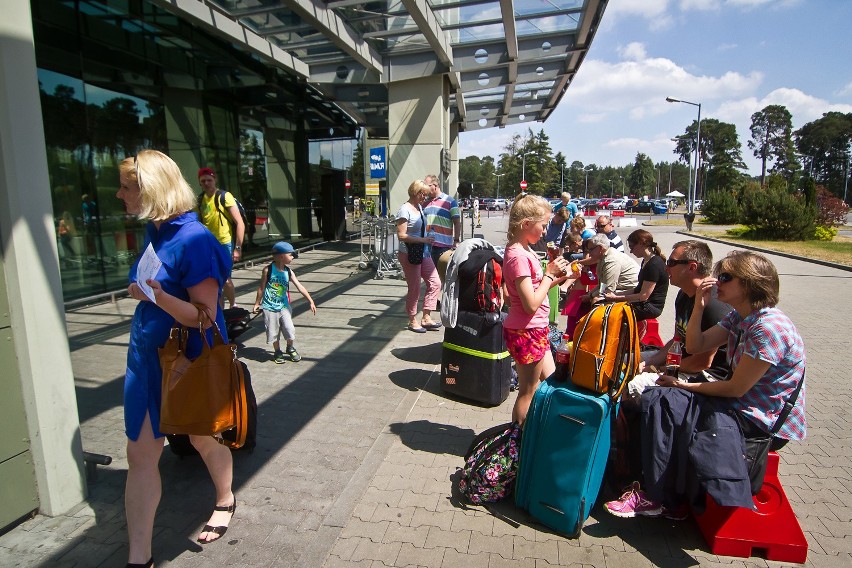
left=715, top=88, right=852, bottom=130
left=603, top=0, right=675, bottom=31
left=717, top=43, right=738, bottom=52
left=618, top=42, right=647, bottom=61
left=566, top=52, right=762, bottom=121
left=836, top=82, right=852, bottom=97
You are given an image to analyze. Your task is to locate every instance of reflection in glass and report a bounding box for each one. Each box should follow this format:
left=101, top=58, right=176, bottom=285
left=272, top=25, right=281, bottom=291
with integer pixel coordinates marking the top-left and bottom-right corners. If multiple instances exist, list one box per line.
left=39, top=68, right=164, bottom=301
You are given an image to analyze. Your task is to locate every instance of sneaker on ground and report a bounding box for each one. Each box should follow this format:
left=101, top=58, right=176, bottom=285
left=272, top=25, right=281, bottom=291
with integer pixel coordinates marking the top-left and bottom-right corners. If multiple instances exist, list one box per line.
left=273, top=351, right=287, bottom=364
left=287, top=347, right=301, bottom=362
left=604, top=481, right=662, bottom=518
left=662, top=504, right=689, bottom=521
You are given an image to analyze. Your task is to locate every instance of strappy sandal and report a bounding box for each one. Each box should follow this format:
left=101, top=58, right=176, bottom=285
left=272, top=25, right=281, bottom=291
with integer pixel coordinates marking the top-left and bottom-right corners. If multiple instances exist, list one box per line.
left=126, top=558, right=153, bottom=568
left=197, top=500, right=236, bottom=544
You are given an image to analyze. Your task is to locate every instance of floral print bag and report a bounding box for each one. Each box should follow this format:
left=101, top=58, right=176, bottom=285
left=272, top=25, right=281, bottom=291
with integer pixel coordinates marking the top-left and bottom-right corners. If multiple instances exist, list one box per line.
left=457, top=422, right=522, bottom=504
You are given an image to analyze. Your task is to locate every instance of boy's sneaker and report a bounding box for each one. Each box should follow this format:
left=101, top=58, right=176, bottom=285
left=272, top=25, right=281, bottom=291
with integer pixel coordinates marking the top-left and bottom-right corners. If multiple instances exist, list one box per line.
left=273, top=350, right=287, bottom=364
left=287, top=347, right=301, bottom=362
left=662, top=503, right=689, bottom=521
left=604, top=481, right=663, bottom=518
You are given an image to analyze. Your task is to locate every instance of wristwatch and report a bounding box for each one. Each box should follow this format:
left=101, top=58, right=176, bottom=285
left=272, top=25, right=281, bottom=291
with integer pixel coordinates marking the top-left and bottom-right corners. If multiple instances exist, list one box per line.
left=234, top=246, right=242, bottom=251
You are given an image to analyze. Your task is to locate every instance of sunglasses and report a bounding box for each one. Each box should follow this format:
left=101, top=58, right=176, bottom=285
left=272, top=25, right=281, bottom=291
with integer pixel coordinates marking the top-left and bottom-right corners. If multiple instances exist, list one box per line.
left=717, top=272, right=735, bottom=283
left=665, top=258, right=693, bottom=268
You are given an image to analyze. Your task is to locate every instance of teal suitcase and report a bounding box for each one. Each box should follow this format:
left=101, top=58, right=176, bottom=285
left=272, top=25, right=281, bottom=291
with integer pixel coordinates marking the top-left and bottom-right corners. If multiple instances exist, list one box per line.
left=514, top=377, right=615, bottom=537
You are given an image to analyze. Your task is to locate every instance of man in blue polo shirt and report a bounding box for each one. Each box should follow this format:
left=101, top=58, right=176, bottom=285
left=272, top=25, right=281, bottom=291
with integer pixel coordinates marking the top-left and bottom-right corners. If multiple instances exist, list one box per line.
left=423, top=174, right=461, bottom=265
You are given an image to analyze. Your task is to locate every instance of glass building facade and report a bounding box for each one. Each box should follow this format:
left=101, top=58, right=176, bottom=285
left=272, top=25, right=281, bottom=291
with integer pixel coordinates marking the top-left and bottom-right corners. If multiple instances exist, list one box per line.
left=31, top=0, right=359, bottom=302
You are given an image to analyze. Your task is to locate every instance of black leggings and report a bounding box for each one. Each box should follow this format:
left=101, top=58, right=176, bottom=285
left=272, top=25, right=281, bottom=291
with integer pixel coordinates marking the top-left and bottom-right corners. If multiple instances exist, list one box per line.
left=630, top=301, right=662, bottom=322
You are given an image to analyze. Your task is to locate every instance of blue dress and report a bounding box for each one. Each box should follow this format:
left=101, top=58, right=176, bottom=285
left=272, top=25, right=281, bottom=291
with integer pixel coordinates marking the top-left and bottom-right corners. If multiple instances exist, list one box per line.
left=124, top=212, right=231, bottom=441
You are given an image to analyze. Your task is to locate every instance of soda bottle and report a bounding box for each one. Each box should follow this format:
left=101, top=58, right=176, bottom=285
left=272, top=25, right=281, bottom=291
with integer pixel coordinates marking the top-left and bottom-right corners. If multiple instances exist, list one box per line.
left=554, top=333, right=572, bottom=382
left=665, top=338, right=682, bottom=379
left=546, top=241, right=559, bottom=261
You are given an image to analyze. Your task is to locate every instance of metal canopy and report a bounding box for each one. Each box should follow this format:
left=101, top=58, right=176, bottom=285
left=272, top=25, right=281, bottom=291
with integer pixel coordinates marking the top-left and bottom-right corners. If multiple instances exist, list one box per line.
left=181, top=0, right=608, bottom=136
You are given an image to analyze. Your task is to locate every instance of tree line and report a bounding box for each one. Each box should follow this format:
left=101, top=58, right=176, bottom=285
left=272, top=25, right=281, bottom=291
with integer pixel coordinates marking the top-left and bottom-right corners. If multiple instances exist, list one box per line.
left=459, top=108, right=852, bottom=205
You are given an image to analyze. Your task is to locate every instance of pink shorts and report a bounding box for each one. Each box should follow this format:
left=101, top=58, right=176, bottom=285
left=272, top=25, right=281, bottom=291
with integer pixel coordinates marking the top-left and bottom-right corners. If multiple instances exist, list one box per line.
left=503, top=326, right=550, bottom=365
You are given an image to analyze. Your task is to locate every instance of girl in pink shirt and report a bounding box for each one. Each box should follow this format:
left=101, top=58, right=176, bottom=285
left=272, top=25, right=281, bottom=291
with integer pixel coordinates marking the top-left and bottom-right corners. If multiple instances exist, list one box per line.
left=503, top=195, right=571, bottom=424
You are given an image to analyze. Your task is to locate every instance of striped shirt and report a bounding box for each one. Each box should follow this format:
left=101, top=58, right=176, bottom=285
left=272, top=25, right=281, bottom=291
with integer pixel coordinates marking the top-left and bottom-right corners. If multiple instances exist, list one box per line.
left=720, top=307, right=806, bottom=441
left=423, top=192, right=460, bottom=249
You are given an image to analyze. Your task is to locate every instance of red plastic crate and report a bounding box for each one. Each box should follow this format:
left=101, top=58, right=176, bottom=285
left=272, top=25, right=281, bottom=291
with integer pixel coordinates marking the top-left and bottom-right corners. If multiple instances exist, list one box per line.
left=693, top=452, right=808, bottom=563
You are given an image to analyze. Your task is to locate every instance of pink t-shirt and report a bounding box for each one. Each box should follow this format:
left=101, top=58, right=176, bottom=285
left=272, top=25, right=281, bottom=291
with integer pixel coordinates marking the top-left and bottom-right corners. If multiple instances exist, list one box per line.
left=503, top=243, right=549, bottom=330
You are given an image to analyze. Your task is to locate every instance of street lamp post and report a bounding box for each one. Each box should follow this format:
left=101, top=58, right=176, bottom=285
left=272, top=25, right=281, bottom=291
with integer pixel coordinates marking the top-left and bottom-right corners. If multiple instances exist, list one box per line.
left=666, top=97, right=702, bottom=215
left=584, top=166, right=590, bottom=198
left=521, top=151, right=536, bottom=187
left=494, top=172, right=504, bottom=199
left=560, top=164, right=565, bottom=194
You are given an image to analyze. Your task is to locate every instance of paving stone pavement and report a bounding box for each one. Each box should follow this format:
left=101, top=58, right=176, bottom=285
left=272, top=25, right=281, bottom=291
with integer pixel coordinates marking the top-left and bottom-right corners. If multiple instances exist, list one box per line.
left=0, top=215, right=849, bottom=567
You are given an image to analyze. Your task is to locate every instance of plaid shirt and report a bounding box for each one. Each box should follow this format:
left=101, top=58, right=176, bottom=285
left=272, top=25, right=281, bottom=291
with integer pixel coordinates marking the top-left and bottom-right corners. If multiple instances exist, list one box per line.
left=720, top=307, right=806, bottom=441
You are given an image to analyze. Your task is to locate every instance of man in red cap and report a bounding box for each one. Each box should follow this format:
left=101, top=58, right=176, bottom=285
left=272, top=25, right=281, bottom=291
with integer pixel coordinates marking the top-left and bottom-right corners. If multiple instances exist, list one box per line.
left=197, top=167, right=245, bottom=308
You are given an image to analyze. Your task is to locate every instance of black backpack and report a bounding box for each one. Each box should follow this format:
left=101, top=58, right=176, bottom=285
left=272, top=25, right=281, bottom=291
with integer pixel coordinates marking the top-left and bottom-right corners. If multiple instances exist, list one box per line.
left=198, top=189, right=249, bottom=236
left=457, top=248, right=503, bottom=314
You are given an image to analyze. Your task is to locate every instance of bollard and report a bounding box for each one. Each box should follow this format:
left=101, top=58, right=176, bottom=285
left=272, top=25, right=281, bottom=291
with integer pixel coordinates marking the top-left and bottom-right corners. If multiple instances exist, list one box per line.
left=82, top=451, right=112, bottom=482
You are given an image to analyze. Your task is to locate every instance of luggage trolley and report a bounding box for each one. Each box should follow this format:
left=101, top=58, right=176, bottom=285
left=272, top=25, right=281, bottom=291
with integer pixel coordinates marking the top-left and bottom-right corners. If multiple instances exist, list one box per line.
left=372, top=217, right=401, bottom=279
left=357, top=216, right=377, bottom=270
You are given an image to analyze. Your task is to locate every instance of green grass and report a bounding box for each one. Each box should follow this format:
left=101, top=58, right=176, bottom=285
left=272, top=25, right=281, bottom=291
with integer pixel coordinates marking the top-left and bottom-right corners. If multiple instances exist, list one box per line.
left=692, top=230, right=852, bottom=267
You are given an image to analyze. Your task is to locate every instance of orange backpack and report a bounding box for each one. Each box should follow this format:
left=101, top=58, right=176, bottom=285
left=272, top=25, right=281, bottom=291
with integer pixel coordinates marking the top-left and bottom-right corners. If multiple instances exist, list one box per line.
left=569, top=302, right=640, bottom=399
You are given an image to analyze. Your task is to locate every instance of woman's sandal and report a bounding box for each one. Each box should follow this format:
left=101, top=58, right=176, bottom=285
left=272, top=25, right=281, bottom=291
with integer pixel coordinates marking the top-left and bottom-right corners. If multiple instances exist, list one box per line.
left=126, top=558, right=153, bottom=568
left=197, top=500, right=236, bottom=544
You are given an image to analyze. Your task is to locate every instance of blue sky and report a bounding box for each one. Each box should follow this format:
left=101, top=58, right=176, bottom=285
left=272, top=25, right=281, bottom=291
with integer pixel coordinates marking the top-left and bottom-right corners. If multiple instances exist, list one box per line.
left=459, top=0, right=852, bottom=176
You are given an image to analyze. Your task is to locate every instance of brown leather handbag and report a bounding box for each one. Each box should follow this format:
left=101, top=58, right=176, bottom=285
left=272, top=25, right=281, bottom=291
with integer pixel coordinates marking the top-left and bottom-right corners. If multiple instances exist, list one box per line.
left=159, top=305, right=249, bottom=448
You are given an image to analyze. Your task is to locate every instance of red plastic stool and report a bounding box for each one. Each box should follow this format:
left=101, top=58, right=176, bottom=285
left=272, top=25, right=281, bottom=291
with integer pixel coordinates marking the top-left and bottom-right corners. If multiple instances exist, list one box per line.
left=693, top=452, right=808, bottom=563
left=640, top=318, right=664, bottom=348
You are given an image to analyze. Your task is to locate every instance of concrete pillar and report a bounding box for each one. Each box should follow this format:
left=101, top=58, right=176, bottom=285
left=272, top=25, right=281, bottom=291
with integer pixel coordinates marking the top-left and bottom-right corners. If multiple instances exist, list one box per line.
left=448, top=123, right=459, bottom=200
left=0, top=0, right=86, bottom=516
left=387, top=75, right=449, bottom=214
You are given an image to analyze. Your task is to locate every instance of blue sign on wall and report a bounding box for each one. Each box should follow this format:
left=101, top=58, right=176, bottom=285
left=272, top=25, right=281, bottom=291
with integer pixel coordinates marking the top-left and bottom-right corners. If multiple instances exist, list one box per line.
left=369, top=146, right=386, bottom=179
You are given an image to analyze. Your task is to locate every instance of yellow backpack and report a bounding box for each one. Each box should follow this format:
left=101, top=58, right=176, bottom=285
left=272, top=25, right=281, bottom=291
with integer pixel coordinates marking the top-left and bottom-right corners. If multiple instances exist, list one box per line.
left=569, top=302, right=640, bottom=399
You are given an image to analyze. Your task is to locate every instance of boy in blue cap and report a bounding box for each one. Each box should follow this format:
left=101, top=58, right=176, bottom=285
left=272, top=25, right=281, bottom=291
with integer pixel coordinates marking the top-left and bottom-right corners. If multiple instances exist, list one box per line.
left=253, top=242, right=317, bottom=363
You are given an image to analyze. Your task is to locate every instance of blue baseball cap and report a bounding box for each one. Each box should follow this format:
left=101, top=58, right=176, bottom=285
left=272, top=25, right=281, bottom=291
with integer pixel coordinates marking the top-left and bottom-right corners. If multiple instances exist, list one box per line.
left=272, top=241, right=295, bottom=254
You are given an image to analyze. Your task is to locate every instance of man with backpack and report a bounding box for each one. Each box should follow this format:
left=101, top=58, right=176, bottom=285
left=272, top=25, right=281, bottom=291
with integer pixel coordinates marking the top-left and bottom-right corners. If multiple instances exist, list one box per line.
left=198, top=167, right=246, bottom=309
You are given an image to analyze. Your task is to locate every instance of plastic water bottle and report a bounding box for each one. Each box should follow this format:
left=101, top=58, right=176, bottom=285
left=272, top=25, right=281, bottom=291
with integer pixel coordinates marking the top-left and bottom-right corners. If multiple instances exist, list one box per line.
left=554, top=333, right=572, bottom=382
left=665, top=339, right=682, bottom=379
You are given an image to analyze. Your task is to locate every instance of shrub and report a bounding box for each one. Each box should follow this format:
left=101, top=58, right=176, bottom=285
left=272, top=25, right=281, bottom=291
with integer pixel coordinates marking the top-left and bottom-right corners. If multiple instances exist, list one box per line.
left=725, top=226, right=750, bottom=237
left=815, top=186, right=848, bottom=227
left=740, top=186, right=816, bottom=240
left=814, top=226, right=838, bottom=241
left=701, top=190, right=741, bottom=224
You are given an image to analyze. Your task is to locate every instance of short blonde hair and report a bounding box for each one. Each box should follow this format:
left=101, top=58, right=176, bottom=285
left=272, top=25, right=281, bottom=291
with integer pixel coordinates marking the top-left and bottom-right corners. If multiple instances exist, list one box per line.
left=407, top=179, right=429, bottom=198
left=569, top=216, right=587, bottom=234
left=507, top=193, right=550, bottom=243
left=714, top=250, right=780, bottom=309
left=120, top=150, right=196, bottom=221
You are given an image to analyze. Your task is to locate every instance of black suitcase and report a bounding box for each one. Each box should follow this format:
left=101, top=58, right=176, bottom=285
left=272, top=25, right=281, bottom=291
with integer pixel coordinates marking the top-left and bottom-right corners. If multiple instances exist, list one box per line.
left=441, top=310, right=511, bottom=406
left=166, top=360, right=258, bottom=456
left=223, top=307, right=256, bottom=341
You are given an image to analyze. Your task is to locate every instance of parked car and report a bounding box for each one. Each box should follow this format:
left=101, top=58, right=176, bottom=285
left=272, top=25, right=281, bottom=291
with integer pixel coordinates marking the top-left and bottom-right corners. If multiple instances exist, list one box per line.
left=692, top=199, right=703, bottom=211
left=607, top=198, right=627, bottom=210
left=492, top=198, right=509, bottom=210
left=597, top=198, right=615, bottom=209
left=481, top=198, right=496, bottom=210
left=549, top=199, right=562, bottom=210
left=652, top=201, right=669, bottom=215
left=627, top=200, right=655, bottom=213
